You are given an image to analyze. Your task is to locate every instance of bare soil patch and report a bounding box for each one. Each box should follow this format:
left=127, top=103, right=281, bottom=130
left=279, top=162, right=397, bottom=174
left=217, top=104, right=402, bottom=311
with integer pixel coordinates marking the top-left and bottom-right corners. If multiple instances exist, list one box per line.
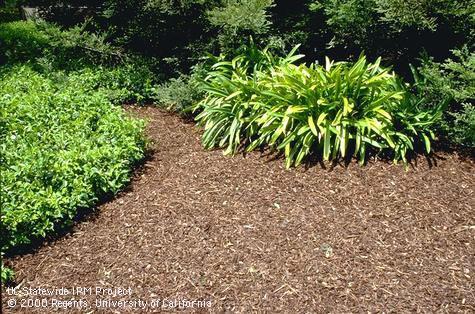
left=3, top=106, right=474, bottom=313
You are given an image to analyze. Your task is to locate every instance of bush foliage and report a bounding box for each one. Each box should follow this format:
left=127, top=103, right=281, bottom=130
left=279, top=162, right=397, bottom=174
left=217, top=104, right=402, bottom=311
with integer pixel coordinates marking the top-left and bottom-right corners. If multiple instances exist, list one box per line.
left=0, top=20, right=158, bottom=102
left=152, top=74, right=203, bottom=115
left=32, top=0, right=278, bottom=72
left=416, top=48, right=475, bottom=148
left=0, top=20, right=121, bottom=66
left=308, top=0, right=474, bottom=64
left=30, top=0, right=474, bottom=69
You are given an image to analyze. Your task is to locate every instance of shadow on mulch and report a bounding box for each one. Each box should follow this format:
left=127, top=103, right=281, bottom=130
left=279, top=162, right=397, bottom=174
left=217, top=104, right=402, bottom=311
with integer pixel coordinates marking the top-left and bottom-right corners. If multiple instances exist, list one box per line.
left=242, top=141, right=453, bottom=172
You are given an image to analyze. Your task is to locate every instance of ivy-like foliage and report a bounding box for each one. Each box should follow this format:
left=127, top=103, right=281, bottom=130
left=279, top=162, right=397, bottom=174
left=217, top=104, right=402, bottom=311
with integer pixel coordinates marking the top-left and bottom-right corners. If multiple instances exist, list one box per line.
left=0, top=65, right=146, bottom=254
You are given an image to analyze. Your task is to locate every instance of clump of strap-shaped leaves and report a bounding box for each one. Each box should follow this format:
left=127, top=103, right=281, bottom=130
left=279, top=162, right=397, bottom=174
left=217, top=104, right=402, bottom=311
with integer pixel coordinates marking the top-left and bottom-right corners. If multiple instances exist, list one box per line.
left=195, top=45, right=441, bottom=168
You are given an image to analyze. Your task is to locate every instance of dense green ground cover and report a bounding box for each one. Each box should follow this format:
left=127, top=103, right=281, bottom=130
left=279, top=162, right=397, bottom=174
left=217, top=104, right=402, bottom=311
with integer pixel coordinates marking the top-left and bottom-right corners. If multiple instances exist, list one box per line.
left=0, top=21, right=149, bottom=282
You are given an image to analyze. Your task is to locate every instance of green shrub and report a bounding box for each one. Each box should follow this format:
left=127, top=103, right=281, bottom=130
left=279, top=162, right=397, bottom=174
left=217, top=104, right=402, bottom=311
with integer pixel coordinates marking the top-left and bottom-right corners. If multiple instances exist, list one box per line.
left=36, top=21, right=126, bottom=67
left=0, top=7, right=21, bottom=23
left=0, top=20, right=159, bottom=103
left=0, top=65, right=146, bottom=255
left=195, top=46, right=441, bottom=167
left=152, top=75, right=202, bottom=115
left=208, top=0, right=274, bottom=35
left=449, top=104, right=475, bottom=147
left=29, top=0, right=475, bottom=76
left=207, top=0, right=275, bottom=52
left=416, top=47, right=475, bottom=148
left=0, top=20, right=127, bottom=67
left=0, top=21, right=50, bottom=64
left=34, top=0, right=279, bottom=73
left=306, top=0, right=474, bottom=66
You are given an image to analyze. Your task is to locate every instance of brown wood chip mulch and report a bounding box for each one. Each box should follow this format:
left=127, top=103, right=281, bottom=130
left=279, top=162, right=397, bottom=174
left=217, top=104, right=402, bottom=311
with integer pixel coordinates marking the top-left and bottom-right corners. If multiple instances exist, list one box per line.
left=2, top=106, right=475, bottom=313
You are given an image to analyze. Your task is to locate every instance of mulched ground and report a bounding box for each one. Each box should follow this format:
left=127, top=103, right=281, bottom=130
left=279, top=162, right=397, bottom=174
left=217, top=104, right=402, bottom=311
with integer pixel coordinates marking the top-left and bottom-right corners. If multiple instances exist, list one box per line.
left=2, top=106, right=474, bottom=313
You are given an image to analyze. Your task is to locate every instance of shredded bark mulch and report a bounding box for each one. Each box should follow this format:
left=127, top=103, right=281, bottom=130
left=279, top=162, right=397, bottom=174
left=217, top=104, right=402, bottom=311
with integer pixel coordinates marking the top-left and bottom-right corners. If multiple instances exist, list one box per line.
left=2, top=106, right=474, bottom=313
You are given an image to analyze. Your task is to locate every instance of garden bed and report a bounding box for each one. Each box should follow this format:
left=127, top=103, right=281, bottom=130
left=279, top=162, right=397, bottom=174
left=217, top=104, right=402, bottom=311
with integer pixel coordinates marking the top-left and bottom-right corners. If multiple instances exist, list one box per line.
left=2, top=106, right=474, bottom=312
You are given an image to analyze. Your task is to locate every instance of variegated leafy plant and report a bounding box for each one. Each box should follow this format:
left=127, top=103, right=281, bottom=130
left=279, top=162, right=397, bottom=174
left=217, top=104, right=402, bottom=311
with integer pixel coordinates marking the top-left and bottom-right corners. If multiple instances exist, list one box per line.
left=195, top=46, right=442, bottom=168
